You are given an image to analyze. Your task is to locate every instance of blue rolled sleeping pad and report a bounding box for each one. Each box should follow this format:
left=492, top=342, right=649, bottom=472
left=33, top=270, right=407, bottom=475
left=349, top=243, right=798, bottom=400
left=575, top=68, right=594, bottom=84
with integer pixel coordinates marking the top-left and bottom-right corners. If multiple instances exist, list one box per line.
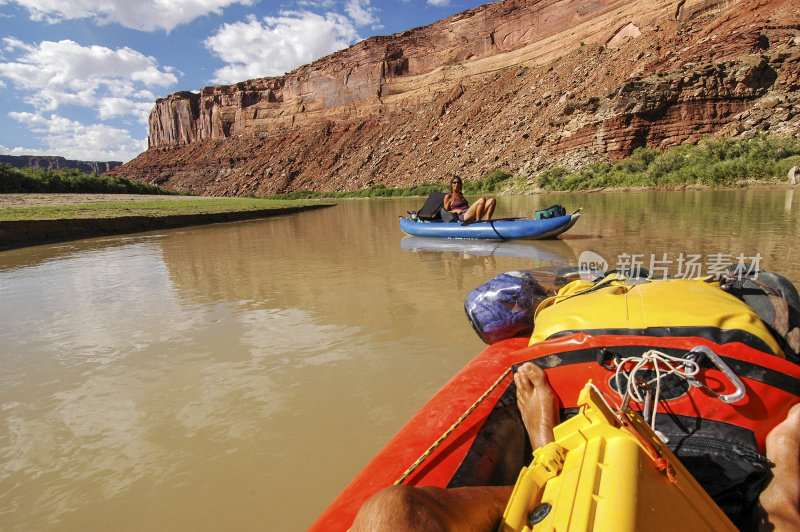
left=464, top=270, right=549, bottom=344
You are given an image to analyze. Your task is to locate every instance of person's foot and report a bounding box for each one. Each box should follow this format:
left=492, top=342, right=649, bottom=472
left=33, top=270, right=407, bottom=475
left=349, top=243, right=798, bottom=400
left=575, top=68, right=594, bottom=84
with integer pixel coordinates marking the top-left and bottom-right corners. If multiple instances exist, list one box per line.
left=514, top=362, right=558, bottom=449
left=759, top=403, right=800, bottom=531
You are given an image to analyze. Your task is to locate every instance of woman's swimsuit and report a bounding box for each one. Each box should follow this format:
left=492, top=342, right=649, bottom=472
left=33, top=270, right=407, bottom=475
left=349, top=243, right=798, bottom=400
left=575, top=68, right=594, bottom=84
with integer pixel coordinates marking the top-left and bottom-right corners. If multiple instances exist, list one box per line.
left=450, top=195, right=469, bottom=221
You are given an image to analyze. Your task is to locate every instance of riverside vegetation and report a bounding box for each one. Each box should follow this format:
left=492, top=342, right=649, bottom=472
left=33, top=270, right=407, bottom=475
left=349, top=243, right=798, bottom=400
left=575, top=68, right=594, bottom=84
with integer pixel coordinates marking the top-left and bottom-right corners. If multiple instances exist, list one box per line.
left=535, top=135, right=800, bottom=191
left=0, top=165, right=174, bottom=195
left=2, top=134, right=798, bottom=211
left=271, top=134, right=800, bottom=199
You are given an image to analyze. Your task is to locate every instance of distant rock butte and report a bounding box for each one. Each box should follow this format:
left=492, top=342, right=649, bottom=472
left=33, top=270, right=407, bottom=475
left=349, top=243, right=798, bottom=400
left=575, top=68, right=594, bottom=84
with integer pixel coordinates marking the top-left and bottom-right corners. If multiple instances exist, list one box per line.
left=114, top=0, right=800, bottom=196
left=2, top=155, right=122, bottom=174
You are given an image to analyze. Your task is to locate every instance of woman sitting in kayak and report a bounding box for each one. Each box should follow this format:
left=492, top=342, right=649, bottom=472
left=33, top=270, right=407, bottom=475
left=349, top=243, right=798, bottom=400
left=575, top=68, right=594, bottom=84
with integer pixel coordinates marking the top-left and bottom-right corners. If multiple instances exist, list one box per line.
left=351, top=363, right=800, bottom=532
left=444, top=176, right=496, bottom=222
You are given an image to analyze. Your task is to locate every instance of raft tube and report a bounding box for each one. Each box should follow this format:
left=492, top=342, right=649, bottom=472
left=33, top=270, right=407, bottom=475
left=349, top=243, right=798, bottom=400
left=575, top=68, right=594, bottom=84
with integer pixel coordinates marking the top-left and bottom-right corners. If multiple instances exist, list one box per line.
left=398, top=212, right=580, bottom=240
left=309, top=332, right=800, bottom=531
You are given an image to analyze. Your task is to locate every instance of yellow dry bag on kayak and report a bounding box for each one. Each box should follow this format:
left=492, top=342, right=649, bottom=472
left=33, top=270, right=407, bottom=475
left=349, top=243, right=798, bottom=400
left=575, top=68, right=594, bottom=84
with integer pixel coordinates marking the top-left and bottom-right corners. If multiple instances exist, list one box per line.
left=530, top=276, right=784, bottom=357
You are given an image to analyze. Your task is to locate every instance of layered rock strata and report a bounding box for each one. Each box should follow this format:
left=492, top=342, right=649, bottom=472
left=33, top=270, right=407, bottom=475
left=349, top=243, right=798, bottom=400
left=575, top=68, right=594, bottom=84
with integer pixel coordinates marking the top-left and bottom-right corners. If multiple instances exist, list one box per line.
left=114, top=0, right=800, bottom=195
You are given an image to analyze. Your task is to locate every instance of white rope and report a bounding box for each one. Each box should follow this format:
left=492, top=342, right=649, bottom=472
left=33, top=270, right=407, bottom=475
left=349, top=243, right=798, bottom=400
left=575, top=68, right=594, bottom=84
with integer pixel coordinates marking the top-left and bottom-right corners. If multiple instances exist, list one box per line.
left=586, top=381, right=622, bottom=411
left=612, top=349, right=702, bottom=432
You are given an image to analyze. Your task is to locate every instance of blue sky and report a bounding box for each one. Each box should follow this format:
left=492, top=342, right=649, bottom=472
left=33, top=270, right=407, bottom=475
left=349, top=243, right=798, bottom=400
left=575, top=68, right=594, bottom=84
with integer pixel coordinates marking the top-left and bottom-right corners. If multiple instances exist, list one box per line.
left=0, top=0, right=488, bottom=163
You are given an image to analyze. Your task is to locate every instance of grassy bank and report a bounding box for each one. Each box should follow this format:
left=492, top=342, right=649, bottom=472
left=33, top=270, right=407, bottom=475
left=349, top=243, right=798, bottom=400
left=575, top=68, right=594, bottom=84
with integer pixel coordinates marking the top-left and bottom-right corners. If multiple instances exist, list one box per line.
left=0, top=166, right=327, bottom=222
left=0, top=197, right=326, bottom=222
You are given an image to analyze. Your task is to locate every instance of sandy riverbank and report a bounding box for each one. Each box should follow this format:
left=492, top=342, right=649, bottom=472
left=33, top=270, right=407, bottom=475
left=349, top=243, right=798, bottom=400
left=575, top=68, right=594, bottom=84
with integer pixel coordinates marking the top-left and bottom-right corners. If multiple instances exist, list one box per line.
left=0, top=194, right=332, bottom=250
left=0, top=193, right=232, bottom=208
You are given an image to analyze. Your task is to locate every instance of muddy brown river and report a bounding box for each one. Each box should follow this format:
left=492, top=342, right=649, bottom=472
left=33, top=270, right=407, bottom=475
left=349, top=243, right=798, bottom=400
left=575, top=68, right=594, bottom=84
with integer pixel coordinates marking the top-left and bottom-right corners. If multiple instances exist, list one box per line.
left=1, top=189, right=798, bottom=531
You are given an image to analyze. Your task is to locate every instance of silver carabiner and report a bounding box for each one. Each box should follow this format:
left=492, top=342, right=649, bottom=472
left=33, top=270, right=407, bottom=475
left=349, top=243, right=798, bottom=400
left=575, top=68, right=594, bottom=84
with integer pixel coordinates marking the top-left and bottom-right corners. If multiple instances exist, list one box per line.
left=685, top=345, right=747, bottom=404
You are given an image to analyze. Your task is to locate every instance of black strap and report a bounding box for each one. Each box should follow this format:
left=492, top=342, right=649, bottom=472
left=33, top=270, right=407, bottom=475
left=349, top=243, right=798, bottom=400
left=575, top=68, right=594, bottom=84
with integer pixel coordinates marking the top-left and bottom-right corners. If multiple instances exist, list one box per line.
left=457, top=219, right=514, bottom=239
left=513, top=344, right=800, bottom=396
left=460, top=217, right=520, bottom=226
left=488, top=220, right=506, bottom=240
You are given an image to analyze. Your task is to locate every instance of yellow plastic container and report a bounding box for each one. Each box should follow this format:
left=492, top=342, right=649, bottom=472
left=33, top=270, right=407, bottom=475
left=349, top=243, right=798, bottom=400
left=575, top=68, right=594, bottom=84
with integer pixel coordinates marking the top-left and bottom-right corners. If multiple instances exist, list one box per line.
left=499, top=383, right=737, bottom=532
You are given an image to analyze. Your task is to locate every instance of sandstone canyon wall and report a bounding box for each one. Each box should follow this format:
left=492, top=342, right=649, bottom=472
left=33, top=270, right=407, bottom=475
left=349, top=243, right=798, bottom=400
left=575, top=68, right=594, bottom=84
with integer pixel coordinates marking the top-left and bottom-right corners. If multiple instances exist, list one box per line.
left=113, top=0, right=800, bottom=195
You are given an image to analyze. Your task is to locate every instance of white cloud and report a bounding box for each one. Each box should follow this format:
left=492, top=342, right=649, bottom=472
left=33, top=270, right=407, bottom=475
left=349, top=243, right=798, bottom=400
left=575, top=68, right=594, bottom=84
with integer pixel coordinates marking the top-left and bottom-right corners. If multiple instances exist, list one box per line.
left=0, top=144, right=49, bottom=156
left=7, top=112, right=147, bottom=161
left=204, top=11, right=360, bottom=84
left=3, top=0, right=255, bottom=32
left=97, top=98, right=154, bottom=122
left=427, top=0, right=450, bottom=6
left=345, top=0, right=380, bottom=28
left=296, top=0, right=337, bottom=8
left=0, top=38, right=176, bottom=118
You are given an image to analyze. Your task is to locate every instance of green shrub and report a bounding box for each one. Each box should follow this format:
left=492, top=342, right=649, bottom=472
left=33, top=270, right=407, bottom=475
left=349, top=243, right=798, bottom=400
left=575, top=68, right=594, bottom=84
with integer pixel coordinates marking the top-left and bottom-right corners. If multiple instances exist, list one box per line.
left=0, top=165, right=175, bottom=194
left=531, top=134, right=800, bottom=190
left=467, top=170, right=513, bottom=193
left=777, top=155, right=800, bottom=181
left=536, top=167, right=569, bottom=190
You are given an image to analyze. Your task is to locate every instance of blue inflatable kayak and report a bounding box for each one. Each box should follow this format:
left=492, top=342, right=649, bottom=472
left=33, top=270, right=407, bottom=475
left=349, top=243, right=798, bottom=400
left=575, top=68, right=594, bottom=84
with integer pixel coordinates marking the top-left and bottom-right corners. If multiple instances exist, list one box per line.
left=399, top=211, right=580, bottom=240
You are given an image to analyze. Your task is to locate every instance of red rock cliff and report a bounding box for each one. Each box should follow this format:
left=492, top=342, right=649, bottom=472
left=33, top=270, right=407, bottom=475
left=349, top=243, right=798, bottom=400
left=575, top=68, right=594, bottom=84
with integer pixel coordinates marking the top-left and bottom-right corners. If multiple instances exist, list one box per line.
left=114, top=0, right=800, bottom=195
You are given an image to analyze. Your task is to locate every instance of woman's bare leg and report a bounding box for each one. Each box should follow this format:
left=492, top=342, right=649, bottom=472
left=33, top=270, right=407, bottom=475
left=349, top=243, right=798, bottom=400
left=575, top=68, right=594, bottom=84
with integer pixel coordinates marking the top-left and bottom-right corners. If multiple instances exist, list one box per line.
left=759, top=403, right=800, bottom=531
left=463, top=198, right=485, bottom=222
left=482, top=198, right=496, bottom=220
left=351, top=363, right=558, bottom=531
left=474, top=200, right=485, bottom=221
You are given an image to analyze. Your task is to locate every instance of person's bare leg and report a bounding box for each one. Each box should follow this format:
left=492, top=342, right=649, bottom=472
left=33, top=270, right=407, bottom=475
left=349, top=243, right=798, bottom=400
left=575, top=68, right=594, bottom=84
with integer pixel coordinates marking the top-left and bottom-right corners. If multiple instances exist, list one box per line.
left=351, top=484, right=514, bottom=532
left=482, top=198, right=496, bottom=220
left=463, top=198, right=484, bottom=222
left=351, top=363, right=558, bottom=531
left=759, top=403, right=800, bottom=531
left=514, top=362, right=558, bottom=448
left=462, top=201, right=477, bottom=222
left=474, top=205, right=485, bottom=221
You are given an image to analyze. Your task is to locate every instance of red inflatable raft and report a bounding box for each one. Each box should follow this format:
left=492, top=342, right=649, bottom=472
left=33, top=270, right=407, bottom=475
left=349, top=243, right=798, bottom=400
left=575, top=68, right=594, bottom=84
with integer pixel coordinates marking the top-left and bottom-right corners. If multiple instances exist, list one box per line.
left=310, top=275, right=800, bottom=531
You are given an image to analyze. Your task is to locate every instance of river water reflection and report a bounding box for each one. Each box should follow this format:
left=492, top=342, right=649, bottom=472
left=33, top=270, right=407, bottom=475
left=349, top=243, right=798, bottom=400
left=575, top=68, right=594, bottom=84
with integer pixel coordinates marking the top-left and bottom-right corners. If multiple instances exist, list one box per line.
left=1, top=189, right=798, bottom=531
